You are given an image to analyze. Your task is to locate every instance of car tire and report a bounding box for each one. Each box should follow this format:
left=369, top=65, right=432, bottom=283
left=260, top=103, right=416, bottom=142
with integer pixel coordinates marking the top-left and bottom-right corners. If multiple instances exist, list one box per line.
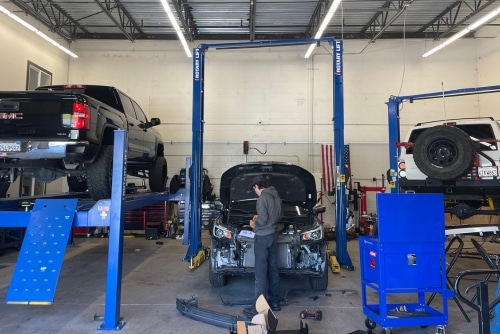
left=310, top=267, right=328, bottom=291
left=149, top=156, right=168, bottom=192
left=87, top=145, right=113, bottom=200
left=209, top=241, right=227, bottom=287
left=67, top=175, right=88, bottom=192
left=413, top=125, right=475, bottom=181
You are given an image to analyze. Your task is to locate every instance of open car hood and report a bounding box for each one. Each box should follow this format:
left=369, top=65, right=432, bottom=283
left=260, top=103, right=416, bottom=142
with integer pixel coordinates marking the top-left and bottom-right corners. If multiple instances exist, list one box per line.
left=219, top=161, right=318, bottom=210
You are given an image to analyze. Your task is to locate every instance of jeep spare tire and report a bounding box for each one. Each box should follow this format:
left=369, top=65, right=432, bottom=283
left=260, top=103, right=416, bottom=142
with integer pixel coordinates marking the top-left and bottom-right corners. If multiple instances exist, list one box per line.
left=413, top=125, right=475, bottom=181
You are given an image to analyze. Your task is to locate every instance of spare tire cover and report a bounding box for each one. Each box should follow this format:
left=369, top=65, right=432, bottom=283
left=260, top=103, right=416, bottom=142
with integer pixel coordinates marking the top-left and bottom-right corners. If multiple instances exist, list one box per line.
left=413, top=125, right=475, bottom=181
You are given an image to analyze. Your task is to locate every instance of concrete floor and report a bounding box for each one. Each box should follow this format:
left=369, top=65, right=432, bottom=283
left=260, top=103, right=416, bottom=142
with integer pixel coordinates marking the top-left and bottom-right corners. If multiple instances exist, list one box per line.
left=0, top=230, right=496, bottom=334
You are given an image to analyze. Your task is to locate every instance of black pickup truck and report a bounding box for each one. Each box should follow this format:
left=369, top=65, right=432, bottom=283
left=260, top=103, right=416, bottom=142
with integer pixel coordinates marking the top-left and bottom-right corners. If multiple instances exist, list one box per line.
left=0, top=84, right=167, bottom=200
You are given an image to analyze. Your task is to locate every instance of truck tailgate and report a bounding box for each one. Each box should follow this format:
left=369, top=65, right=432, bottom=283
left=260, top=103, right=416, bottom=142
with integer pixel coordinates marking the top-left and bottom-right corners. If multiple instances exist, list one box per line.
left=0, top=94, right=75, bottom=140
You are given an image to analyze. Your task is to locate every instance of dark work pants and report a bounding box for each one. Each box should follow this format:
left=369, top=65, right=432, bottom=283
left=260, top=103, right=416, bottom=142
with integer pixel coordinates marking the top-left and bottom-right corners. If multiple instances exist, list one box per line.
left=254, top=232, right=280, bottom=306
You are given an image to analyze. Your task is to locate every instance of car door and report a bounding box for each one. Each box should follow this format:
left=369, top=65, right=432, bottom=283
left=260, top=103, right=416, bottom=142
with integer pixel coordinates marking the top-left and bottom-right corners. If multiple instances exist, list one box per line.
left=131, top=99, right=156, bottom=159
left=117, top=91, right=143, bottom=161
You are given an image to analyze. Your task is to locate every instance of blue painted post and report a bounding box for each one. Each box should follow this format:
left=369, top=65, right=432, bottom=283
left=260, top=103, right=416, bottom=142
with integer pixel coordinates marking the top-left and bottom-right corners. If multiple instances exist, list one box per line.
left=182, top=157, right=192, bottom=246
left=387, top=97, right=401, bottom=193
left=185, top=46, right=205, bottom=261
left=333, top=40, right=352, bottom=269
left=99, top=130, right=127, bottom=330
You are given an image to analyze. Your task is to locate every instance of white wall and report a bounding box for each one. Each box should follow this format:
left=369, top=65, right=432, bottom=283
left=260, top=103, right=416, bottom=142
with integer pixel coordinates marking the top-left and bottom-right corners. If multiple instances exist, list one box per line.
left=0, top=5, right=70, bottom=89
left=0, top=4, right=71, bottom=196
left=3, top=9, right=500, bottom=226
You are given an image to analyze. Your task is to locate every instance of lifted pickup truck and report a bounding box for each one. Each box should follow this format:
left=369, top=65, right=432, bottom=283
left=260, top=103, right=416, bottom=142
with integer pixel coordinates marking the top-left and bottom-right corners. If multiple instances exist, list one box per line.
left=397, top=117, right=500, bottom=218
left=0, top=84, right=167, bottom=200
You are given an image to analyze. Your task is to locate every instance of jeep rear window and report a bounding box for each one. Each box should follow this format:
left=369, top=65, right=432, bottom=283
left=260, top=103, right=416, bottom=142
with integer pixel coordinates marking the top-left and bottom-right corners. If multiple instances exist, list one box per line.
left=406, top=124, right=496, bottom=154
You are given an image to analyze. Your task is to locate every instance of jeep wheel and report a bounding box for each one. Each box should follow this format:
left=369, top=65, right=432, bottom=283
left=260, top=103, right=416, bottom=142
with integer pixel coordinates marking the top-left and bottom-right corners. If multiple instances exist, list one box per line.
left=310, top=268, right=328, bottom=291
left=413, top=125, right=475, bottom=181
left=87, top=145, right=113, bottom=200
left=67, top=175, right=88, bottom=192
left=149, top=156, right=168, bottom=192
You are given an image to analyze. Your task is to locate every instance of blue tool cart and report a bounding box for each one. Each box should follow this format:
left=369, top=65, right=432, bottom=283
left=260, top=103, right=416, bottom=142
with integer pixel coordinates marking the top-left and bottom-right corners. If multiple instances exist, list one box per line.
left=359, top=193, right=452, bottom=334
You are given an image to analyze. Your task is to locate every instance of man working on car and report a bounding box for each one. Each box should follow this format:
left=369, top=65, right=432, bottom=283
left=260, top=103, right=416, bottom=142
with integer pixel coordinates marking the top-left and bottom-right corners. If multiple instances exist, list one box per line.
left=249, top=175, right=283, bottom=312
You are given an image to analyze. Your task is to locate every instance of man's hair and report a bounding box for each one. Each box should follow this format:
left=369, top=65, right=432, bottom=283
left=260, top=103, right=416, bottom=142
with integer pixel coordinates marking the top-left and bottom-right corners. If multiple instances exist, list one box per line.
left=254, top=180, right=268, bottom=189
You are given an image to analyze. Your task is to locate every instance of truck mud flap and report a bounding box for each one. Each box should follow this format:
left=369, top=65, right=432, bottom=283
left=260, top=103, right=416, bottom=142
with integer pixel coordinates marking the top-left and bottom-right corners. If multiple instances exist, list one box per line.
left=176, top=296, right=248, bottom=332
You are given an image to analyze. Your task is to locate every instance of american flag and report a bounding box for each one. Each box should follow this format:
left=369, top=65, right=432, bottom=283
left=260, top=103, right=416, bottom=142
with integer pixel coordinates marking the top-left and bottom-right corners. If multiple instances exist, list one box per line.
left=321, top=144, right=334, bottom=193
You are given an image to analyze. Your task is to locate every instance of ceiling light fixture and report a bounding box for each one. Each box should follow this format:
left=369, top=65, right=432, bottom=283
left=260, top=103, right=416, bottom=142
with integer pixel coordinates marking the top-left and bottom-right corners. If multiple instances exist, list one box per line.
left=159, top=0, right=192, bottom=58
left=0, top=5, right=78, bottom=58
left=423, top=6, right=500, bottom=58
left=304, top=0, right=342, bottom=58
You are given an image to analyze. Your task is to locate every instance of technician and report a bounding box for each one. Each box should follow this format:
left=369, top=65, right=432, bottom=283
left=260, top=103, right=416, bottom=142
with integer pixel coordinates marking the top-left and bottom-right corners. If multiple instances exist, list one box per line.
left=249, top=175, right=283, bottom=312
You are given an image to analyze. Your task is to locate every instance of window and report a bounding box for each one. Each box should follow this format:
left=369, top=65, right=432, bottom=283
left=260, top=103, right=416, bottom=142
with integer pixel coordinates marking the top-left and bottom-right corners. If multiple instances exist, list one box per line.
left=26, top=61, right=52, bottom=90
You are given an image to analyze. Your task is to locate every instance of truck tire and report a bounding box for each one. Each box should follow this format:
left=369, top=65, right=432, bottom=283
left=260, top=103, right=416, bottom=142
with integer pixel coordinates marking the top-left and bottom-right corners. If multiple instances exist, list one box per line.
left=87, top=145, right=113, bottom=200
left=413, top=125, right=475, bottom=181
left=149, top=156, right=168, bottom=192
left=67, top=175, right=88, bottom=192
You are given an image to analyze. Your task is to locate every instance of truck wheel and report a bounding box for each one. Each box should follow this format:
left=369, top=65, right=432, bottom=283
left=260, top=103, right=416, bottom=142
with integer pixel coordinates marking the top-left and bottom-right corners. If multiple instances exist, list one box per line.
left=67, top=175, right=88, bottom=192
left=310, top=268, right=328, bottom=291
left=87, top=145, right=113, bottom=200
left=149, top=156, right=167, bottom=192
left=413, top=125, right=475, bottom=181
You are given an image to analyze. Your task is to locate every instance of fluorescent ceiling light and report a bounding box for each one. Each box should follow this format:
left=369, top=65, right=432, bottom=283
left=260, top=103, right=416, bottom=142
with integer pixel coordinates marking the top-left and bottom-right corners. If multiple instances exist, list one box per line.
left=304, top=0, right=342, bottom=58
left=0, top=6, right=78, bottom=58
left=159, top=0, right=192, bottom=58
left=0, top=5, right=78, bottom=58
left=423, top=6, right=500, bottom=58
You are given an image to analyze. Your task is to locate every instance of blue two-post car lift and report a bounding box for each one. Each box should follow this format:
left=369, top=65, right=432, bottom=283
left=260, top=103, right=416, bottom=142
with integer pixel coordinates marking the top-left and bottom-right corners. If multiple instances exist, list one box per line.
left=187, top=37, right=353, bottom=270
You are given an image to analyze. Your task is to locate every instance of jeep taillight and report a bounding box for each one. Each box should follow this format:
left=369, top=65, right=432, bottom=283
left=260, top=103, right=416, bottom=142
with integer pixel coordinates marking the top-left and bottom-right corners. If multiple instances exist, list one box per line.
left=398, top=161, right=406, bottom=178
left=71, top=101, right=90, bottom=130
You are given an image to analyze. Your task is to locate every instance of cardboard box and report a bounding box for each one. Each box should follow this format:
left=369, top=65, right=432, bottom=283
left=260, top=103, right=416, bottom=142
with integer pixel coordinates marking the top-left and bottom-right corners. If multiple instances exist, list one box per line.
left=237, top=295, right=278, bottom=334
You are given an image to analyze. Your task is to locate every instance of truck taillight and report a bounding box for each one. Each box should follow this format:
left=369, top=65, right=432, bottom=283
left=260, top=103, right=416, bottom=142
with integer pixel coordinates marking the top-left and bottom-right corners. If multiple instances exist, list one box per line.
left=71, top=101, right=90, bottom=130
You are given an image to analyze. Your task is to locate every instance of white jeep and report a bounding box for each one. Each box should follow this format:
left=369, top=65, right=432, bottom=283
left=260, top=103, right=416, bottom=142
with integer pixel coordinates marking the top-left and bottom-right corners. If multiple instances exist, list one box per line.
left=397, top=117, right=500, bottom=218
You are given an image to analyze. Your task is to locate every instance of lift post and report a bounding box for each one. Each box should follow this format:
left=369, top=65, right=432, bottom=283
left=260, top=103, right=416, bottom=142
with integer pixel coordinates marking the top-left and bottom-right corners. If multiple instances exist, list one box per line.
left=188, top=37, right=352, bottom=268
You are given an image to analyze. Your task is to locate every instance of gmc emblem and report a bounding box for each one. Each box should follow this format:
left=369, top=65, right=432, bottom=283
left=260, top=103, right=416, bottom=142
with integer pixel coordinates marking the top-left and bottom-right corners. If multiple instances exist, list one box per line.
left=0, top=113, right=23, bottom=119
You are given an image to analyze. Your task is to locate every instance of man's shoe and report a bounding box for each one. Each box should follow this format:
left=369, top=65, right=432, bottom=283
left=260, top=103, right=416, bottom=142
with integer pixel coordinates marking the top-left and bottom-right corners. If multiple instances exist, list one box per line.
left=270, top=303, right=281, bottom=312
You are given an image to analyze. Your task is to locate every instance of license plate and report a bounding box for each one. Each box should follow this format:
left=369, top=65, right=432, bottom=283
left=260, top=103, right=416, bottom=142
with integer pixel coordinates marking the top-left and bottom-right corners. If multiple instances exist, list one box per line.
left=478, top=166, right=498, bottom=177
left=0, top=141, right=21, bottom=152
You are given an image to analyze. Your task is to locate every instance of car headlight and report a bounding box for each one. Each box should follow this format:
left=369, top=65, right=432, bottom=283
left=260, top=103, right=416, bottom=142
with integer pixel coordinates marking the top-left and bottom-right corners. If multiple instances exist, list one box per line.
left=301, top=225, right=323, bottom=241
left=213, top=223, right=233, bottom=239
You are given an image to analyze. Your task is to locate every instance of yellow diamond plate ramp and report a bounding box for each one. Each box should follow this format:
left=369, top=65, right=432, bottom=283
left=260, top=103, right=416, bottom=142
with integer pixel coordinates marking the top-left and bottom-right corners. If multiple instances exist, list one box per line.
left=6, top=199, right=77, bottom=305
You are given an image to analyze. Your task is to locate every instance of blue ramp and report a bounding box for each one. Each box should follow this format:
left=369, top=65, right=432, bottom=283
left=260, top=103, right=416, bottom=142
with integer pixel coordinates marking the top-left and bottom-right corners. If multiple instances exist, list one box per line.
left=6, top=199, right=78, bottom=305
